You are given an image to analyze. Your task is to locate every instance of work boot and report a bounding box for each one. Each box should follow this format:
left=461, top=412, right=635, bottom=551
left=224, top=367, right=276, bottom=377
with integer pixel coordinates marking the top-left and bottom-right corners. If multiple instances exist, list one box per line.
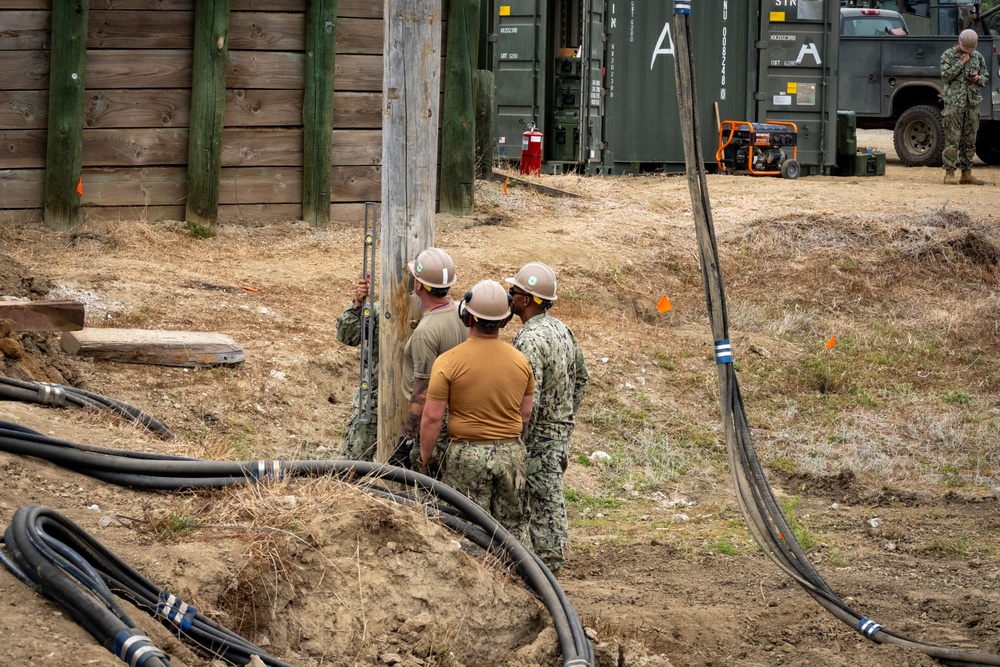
left=960, top=170, right=986, bottom=185
left=943, top=169, right=957, bottom=184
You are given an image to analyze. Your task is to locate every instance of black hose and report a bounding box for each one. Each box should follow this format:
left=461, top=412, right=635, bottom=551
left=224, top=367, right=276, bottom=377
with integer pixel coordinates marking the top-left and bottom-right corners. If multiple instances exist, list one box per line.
left=0, top=424, right=593, bottom=667
left=0, top=376, right=174, bottom=438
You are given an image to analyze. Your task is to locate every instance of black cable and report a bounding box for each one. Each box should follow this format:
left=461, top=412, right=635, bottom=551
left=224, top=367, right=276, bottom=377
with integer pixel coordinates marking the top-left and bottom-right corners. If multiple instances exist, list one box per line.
left=672, top=7, right=1000, bottom=665
left=2, top=505, right=291, bottom=666
left=0, top=424, right=593, bottom=667
left=0, top=376, right=174, bottom=439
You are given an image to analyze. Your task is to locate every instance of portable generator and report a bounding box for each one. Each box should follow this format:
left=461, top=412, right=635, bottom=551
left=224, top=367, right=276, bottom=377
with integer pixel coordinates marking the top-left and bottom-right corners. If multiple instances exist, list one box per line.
left=716, top=120, right=800, bottom=179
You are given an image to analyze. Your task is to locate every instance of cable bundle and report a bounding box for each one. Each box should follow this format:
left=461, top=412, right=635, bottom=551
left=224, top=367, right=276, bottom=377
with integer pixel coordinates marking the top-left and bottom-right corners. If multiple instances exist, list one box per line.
left=671, top=8, right=1000, bottom=665
left=0, top=423, right=592, bottom=667
left=1, top=504, right=291, bottom=667
left=0, top=376, right=174, bottom=438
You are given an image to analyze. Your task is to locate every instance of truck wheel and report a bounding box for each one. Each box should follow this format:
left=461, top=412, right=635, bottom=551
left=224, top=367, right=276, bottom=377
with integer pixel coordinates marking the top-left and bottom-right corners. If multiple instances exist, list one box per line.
left=975, top=130, right=1000, bottom=165
left=893, top=105, right=944, bottom=167
left=780, top=159, right=800, bottom=179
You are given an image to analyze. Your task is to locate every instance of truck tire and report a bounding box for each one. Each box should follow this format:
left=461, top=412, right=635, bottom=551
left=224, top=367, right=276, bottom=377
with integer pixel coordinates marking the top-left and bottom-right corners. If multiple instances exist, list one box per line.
left=975, top=129, right=1000, bottom=165
left=893, top=105, right=944, bottom=167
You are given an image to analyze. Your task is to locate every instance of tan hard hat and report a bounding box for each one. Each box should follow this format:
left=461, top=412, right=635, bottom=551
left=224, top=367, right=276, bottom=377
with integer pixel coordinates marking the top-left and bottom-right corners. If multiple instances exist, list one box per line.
left=959, top=29, right=978, bottom=53
left=505, top=261, right=558, bottom=301
left=465, top=280, right=511, bottom=320
left=407, top=247, right=457, bottom=288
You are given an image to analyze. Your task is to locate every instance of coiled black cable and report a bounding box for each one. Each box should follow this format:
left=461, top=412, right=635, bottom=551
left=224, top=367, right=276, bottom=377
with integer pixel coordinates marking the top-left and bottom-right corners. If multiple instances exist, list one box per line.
left=0, top=376, right=174, bottom=438
left=1, top=504, right=291, bottom=667
left=0, top=423, right=593, bottom=667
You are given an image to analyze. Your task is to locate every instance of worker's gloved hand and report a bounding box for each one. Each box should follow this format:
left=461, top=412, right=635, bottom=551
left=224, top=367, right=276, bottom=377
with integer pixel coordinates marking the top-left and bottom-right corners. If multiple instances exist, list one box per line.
left=388, top=435, right=415, bottom=469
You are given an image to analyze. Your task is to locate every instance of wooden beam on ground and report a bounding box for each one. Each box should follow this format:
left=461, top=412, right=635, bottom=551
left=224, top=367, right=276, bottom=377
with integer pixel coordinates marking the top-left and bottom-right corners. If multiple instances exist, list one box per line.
left=302, top=0, right=338, bottom=227
left=378, top=0, right=442, bottom=462
left=486, top=171, right=581, bottom=198
left=0, top=301, right=85, bottom=332
left=185, top=0, right=231, bottom=227
left=61, top=329, right=244, bottom=368
left=43, top=0, right=89, bottom=232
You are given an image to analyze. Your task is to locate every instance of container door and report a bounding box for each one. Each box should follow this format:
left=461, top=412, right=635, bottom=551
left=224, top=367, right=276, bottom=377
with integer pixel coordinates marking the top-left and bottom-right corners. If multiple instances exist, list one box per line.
left=601, top=0, right=753, bottom=172
left=755, top=0, right=839, bottom=171
left=580, top=0, right=606, bottom=167
left=491, top=0, right=548, bottom=162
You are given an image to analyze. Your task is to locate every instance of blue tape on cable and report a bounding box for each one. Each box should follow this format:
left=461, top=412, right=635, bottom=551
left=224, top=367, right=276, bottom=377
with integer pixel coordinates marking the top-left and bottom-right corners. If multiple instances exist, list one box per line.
left=856, top=617, right=884, bottom=639
left=157, top=590, right=196, bottom=632
left=674, top=0, right=691, bottom=14
left=714, top=339, right=734, bottom=364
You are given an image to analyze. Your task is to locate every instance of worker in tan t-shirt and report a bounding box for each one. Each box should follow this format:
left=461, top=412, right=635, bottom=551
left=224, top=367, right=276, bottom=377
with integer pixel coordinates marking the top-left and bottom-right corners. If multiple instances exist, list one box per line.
left=419, top=280, right=535, bottom=543
left=392, top=248, right=468, bottom=476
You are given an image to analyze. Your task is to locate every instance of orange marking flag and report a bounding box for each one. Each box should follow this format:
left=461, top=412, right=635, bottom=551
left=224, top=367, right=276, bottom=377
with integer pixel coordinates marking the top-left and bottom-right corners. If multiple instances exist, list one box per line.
left=825, top=334, right=836, bottom=349
left=657, top=295, right=673, bottom=314
left=503, top=178, right=509, bottom=195
left=76, top=178, right=83, bottom=197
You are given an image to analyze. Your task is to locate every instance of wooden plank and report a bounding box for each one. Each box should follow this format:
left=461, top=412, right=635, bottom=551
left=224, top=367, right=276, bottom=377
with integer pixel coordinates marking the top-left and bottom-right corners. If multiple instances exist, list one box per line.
left=61, top=328, right=244, bottom=367
left=0, top=11, right=49, bottom=50
left=88, top=10, right=192, bottom=49
left=44, top=0, right=88, bottom=231
left=0, top=169, right=45, bottom=208
left=4, top=51, right=383, bottom=92
left=0, top=301, right=84, bottom=332
left=78, top=89, right=380, bottom=129
left=82, top=128, right=190, bottom=167
left=85, top=89, right=191, bottom=129
left=0, top=92, right=47, bottom=129
left=0, top=130, right=46, bottom=168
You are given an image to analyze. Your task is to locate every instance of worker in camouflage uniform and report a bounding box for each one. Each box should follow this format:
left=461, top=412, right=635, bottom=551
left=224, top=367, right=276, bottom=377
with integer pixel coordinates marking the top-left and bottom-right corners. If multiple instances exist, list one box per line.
left=941, top=29, right=989, bottom=185
left=419, top=280, right=534, bottom=543
left=335, top=277, right=379, bottom=460
left=506, top=262, right=589, bottom=571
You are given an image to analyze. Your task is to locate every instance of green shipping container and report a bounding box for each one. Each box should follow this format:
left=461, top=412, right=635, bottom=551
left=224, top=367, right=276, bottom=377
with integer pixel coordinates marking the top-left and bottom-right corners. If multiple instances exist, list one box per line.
left=486, top=0, right=840, bottom=174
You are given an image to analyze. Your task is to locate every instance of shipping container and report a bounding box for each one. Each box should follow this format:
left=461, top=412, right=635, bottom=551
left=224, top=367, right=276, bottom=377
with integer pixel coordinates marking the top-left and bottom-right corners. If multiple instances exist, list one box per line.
left=486, top=0, right=840, bottom=175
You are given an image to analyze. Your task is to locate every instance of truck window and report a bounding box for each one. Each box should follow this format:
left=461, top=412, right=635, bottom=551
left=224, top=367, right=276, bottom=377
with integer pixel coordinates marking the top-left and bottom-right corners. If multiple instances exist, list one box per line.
left=841, top=15, right=909, bottom=34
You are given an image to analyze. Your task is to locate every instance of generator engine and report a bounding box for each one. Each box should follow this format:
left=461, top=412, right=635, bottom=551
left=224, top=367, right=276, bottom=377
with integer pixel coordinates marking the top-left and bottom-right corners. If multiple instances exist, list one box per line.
left=717, top=121, right=800, bottom=179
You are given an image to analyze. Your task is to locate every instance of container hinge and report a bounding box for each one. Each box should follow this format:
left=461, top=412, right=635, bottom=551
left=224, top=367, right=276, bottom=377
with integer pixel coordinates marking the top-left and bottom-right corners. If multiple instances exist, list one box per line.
left=752, top=92, right=767, bottom=101
left=488, top=33, right=498, bottom=43
left=755, top=40, right=768, bottom=50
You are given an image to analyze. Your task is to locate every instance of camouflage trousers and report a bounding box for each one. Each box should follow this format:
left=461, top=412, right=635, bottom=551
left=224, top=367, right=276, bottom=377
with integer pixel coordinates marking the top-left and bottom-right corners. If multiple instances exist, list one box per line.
left=442, top=438, right=529, bottom=544
left=942, top=104, right=980, bottom=172
left=526, top=439, right=570, bottom=570
left=341, top=388, right=377, bottom=461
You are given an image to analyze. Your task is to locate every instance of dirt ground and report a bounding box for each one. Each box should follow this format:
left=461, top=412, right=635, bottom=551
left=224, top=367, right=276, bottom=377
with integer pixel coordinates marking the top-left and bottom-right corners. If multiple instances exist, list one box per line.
left=1, top=129, right=999, bottom=667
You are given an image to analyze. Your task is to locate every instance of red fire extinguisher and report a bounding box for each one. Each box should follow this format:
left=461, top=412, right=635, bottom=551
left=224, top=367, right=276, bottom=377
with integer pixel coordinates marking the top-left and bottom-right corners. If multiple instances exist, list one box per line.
left=520, top=122, right=543, bottom=176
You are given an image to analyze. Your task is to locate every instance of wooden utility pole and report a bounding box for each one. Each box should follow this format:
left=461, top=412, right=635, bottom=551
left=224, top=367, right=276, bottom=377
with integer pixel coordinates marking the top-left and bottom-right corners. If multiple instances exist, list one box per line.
left=303, top=0, right=338, bottom=227
left=377, top=0, right=443, bottom=462
left=43, top=0, right=88, bottom=232
left=439, top=0, right=479, bottom=214
left=185, top=0, right=230, bottom=228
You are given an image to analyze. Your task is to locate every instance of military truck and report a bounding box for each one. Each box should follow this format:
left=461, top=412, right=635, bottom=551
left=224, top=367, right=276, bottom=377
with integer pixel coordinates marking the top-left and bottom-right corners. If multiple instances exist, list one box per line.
left=837, top=2, right=1000, bottom=166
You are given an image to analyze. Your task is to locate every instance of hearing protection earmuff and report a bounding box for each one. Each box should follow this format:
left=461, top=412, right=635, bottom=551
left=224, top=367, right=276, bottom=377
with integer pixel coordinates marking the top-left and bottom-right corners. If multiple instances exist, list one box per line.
left=458, top=291, right=475, bottom=328
left=457, top=290, right=514, bottom=329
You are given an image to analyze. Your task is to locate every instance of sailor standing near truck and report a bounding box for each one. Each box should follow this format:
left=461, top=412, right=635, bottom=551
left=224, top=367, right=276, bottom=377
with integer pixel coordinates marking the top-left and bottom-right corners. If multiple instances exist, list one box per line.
left=941, top=29, right=989, bottom=185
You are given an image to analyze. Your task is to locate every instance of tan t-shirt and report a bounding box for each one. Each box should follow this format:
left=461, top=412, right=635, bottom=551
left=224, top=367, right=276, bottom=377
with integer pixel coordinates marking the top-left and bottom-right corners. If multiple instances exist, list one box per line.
left=402, top=302, right=468, bottom=401
left=427, top=337, right=535, bottom=441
